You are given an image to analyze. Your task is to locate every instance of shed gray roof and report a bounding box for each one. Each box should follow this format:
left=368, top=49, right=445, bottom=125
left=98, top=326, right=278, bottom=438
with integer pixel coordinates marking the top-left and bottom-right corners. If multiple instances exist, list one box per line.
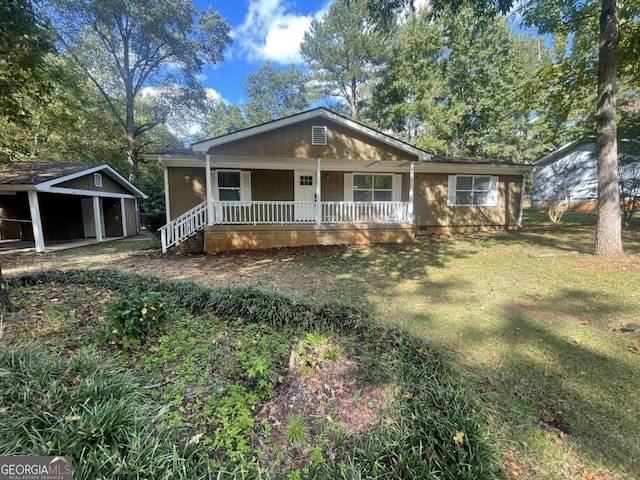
left=0, top=162, right=103, bottom=185
left=0, top=161, right=147, bottom=198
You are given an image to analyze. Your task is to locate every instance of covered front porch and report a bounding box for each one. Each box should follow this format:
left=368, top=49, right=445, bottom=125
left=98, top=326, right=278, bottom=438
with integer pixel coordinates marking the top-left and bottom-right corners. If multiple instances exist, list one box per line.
left=160, top=199, right=414, bottom=253
left=158, top=156, right=417, bottom=253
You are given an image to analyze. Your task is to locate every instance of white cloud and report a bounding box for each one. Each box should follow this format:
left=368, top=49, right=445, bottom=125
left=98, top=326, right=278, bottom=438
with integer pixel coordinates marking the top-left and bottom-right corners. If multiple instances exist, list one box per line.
left=234, top=0, right=332, bottom=64
left=204, top=88, right=222, bottom=103
left=138, top=86, right=226, bottom=140
left=413, top=0, right=429, bottom=11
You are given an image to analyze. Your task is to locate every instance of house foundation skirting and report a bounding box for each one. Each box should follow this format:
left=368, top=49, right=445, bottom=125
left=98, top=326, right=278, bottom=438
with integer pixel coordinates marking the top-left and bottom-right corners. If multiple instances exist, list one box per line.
left=416, top=224, right=520, bottom=235
left=204, top=223, right=415, bottom=253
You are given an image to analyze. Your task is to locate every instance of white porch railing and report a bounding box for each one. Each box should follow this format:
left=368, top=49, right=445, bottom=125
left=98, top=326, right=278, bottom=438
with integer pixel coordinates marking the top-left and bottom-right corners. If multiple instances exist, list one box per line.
left=159, top=200, right=412, bottom=252
left=158, top=201, right=208, bottom=253
left=212, top=201, right=411, bottom=225
left=212, top=201, right=317, bottom=225
left=322, top=201, right=410, bottom=224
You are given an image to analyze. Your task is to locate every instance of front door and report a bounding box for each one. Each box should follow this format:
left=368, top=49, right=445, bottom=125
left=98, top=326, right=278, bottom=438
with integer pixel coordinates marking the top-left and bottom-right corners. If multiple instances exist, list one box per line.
left=294, top=170, right=316, bottom=221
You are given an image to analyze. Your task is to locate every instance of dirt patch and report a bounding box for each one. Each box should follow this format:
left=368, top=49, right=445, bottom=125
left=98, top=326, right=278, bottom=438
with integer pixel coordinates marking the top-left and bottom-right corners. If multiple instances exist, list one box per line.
left=0, top=238, right=352, bottom=296
left=1, top=282, right=118, bottom=353
left=254, top=338, right=393, bottom=469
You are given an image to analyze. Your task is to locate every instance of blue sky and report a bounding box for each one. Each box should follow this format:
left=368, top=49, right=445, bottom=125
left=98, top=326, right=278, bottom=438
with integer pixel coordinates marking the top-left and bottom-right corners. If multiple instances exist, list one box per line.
left=194, top=0, right=333, bottom=106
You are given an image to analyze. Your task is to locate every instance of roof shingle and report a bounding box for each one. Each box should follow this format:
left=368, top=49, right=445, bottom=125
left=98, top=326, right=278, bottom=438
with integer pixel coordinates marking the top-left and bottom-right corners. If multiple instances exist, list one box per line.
left=0, top=162, right=103, bottom=185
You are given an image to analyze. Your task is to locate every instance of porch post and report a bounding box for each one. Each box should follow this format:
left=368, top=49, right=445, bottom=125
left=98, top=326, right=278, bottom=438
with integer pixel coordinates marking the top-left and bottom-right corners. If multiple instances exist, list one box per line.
left=316, top=158, right=321, bottom=225
left=409, top=162, right=415, bottom=223
left=120, top=198, right=128, bottom=237
left=162, top=159, right=171, bottom=225
left=134, top=197, right=140, bottom=234
left=93, top=196, right=103, bottom=242
left=27, top=190, right=45, bottom=253
left=205, top=154, right=214, bottom=226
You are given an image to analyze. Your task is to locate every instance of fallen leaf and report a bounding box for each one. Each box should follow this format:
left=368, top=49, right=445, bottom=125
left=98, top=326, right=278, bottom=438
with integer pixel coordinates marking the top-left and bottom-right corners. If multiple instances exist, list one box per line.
left=504, top=453, right=522, bottom=477
left=187, top=433, right=204, bottom=446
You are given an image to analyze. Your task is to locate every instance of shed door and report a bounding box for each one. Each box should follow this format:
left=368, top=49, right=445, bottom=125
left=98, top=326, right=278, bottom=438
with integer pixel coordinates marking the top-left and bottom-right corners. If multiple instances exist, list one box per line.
left=81, top=198, right=95, bottom=238
left=294, top=170, right=316, bottom=221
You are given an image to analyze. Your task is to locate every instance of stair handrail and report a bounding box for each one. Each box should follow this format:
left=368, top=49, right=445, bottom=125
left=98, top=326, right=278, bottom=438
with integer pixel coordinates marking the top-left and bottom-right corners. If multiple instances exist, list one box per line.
left=158, top=201, right=208, bottom=253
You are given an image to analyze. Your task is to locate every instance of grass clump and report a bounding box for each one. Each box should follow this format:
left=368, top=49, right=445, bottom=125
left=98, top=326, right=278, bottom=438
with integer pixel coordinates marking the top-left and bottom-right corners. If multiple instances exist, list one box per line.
left=0, top=346, right=226, bottom=479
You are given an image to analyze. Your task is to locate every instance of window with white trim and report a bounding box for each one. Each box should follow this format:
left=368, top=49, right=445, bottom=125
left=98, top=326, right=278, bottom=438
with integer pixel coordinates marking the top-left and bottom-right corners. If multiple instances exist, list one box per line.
left=214, top=170, right=251, bottom=201
left=353, top=174, right=393, bottom=201
left=447, top=175, right=498, bottom=206
left=217, top=171, right=241, bottom=200
left=94, top=173, right=103, bottom=188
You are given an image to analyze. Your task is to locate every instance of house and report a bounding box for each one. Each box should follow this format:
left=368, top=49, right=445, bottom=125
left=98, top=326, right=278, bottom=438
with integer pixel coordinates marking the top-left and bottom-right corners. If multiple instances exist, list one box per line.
left=0, top=162, right=147, bottom=252
left=150, top=108, right=532, bottom=253
left=532, top=139, right=640, bottom=211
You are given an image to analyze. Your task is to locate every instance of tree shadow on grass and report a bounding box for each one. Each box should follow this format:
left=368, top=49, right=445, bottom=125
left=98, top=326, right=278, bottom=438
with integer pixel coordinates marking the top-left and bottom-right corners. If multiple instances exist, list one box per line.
left=511, top=210, right=640, bottom=255
left=459, top=288, right=640, bottom=477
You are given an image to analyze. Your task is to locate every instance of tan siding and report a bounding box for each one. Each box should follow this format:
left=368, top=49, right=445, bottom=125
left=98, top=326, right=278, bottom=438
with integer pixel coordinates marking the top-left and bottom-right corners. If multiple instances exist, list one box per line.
left=251, top=170, right=293, bottom=201
left=57, top=173, right=130, bottom=195
left=400, top=173, right=410, bottom=202
left=414, top=173, right=523, bottom=228
left=167, top=167, right=206, bottom=219
left=321, top=171, right=344, bottom=201
left=209, top=118, right=417, bottom=162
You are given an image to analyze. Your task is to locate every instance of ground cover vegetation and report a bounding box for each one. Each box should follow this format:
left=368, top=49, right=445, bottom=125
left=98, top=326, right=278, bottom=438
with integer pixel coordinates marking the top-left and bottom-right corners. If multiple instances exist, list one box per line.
left=2, top=211, right=638, bottom=478
left=1, top=268, right=500, bottom=479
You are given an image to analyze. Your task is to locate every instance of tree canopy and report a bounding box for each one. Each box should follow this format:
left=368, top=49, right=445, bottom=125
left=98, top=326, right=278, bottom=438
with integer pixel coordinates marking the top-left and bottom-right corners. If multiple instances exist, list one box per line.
left=47, top=0, right=232, bottom=185
left=366, top=0, right=637, bottom=254
left=243, top=63, right=310, bottom=126
left=301, top=0, right=389, bottom=119
left=0, top=0, right=55, bottom=129
left=371, top=7, right=553, bottom=162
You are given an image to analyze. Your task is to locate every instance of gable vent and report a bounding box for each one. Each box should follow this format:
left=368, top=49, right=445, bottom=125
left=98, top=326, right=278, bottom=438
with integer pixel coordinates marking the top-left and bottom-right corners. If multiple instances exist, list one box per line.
left=311, top=125, right=327, bottom=146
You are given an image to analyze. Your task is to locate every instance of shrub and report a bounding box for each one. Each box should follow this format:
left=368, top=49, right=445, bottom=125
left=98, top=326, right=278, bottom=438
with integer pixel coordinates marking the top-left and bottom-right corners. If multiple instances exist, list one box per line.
left=101, top=290, right=170, bottom=349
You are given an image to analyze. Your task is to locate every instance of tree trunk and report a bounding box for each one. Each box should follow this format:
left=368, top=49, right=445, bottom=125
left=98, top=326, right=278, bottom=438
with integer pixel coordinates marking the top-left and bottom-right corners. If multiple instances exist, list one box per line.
left=349, top=78, right=358, bottom=118
left=594, top=0, right=623, bottom=256
left=0, top=264, right=14, bottom=313
left=126, top=132, right=139, bottom=188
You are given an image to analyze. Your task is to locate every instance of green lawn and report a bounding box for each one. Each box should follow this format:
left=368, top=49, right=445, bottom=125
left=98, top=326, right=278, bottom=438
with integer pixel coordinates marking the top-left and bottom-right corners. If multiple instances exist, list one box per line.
left=249, top=211, right=640, bottom=479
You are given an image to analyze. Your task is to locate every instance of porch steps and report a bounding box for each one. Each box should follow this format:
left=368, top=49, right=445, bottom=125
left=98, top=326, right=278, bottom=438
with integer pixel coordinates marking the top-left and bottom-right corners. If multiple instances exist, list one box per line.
left=158, top=201, right=208, bottom=253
